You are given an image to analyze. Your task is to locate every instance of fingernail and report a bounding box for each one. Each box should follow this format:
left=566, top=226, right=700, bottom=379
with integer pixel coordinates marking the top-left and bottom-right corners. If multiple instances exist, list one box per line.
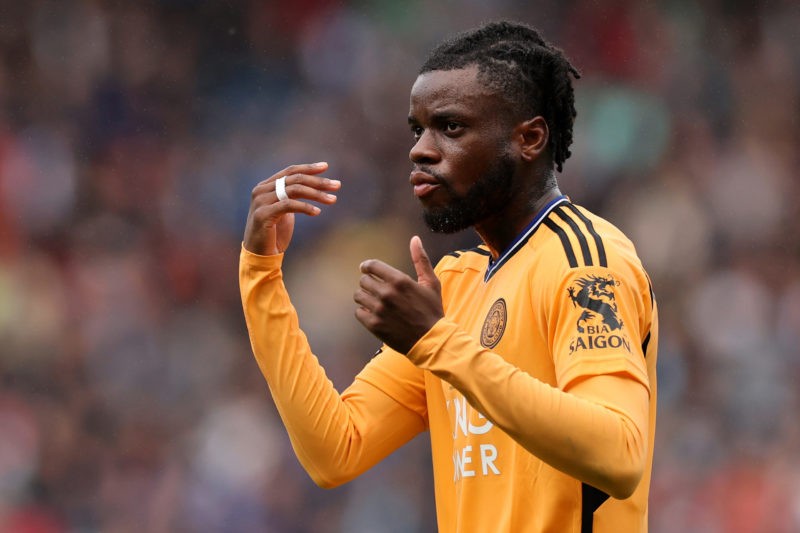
left=325, top=193, right=336, bottom=200
left=328, top=179, right=341, bottom=186
left=313, top=161, right=327, bottom=168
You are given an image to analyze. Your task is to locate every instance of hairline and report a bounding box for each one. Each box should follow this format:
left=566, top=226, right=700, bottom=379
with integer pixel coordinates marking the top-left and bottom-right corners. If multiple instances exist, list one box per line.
left=416, top=61, right=532, bottom=125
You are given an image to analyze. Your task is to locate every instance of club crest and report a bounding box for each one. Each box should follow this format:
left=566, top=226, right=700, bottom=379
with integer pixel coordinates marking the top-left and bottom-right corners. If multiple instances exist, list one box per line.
left=481, top=298, right=507, bottom=348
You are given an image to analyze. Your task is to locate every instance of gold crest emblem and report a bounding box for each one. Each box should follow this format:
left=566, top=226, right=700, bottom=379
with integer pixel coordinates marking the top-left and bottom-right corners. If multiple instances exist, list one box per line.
left=481, top=298, right=507, bottom=348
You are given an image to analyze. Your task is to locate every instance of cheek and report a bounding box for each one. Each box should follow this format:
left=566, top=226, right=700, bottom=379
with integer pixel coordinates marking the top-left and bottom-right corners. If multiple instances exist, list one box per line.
left=446, top=143, right=499, bottom=183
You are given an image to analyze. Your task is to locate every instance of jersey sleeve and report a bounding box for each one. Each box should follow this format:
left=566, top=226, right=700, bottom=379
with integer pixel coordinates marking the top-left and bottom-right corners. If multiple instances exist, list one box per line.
left=354, top=346, right=428, bottom=423
left=239, top=245, right=427, bottom=488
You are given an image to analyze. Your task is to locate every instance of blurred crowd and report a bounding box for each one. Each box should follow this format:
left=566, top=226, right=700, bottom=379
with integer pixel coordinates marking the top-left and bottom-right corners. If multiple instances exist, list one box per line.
left=0, top=0, right=798, bottom=531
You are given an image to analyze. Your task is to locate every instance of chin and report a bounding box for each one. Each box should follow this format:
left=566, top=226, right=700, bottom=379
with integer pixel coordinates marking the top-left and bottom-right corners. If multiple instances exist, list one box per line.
left=422, top=209, right=474, bottom=234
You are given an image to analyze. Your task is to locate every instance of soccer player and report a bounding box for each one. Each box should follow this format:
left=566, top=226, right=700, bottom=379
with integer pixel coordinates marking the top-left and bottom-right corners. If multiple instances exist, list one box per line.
left=240, top=21, right=658, bottom=532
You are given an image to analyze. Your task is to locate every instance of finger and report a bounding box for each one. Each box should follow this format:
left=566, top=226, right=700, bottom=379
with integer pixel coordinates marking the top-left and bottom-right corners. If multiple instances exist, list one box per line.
left=252, top=199, right=321, bottom=222
left=359, top=259, right=404, bottom=283
left=279, top=161, right=329, bottom=178
left=358, top=273, right=383, bottom=296
left=250, top=177, right=340, bottom=220
left=253, top=175, right=341, bottom=198
left=353, top=287, right=381, bottom=313
left=358, top=272, right=401, bottom=305
left=275, top=162, right=334, bottom=191
left=276, top=183, right=339, bottom=205
left=410, top=236, right=438, bottom=288
left=281, top=173, right=342, bottom=192
left=354, top=306, right=377, bottom=331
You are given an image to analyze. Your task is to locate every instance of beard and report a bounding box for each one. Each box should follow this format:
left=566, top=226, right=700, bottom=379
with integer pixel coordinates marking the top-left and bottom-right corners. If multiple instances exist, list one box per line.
left=422, top=153, right=516, bottom=234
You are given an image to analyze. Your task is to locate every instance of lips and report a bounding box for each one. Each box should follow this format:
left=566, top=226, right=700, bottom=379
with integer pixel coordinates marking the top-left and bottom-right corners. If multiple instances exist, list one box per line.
left=410, top=170, right=441, bottom=198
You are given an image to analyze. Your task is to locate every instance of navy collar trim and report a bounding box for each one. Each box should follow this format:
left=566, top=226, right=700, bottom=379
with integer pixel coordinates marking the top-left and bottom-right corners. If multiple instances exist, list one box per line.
left=484, top=195, right=569, bottom=282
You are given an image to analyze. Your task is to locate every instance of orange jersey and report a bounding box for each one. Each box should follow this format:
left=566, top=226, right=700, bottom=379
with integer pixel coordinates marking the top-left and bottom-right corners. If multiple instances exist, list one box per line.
left=240, top=197, right=657, bottom=532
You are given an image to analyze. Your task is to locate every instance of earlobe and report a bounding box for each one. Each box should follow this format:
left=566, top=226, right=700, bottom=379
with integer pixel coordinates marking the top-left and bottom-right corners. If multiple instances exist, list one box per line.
left=517, top=117, right=549, bottom=162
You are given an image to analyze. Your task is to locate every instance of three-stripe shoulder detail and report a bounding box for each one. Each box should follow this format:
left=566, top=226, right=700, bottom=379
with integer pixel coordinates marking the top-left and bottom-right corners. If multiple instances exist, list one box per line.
left=545, top=205, right=608, bottom=268
left=543, top=218, right=578, bottom=268
left=444, top=246, right=492, bottom=259
left=564, top=203, right=607, bottom=267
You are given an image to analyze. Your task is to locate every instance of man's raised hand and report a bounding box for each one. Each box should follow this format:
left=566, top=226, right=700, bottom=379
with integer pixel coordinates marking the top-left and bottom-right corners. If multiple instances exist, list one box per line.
left=243, top=162, right=341, bottom=255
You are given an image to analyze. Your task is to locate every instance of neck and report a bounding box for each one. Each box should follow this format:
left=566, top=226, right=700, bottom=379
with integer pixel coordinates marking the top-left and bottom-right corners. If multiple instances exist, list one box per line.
left=475, top=185, right=563, bottom=259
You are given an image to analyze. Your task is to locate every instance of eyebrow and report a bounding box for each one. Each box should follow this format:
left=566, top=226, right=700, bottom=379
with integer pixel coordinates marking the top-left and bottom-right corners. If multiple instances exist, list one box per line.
left=408, top=109, right=469, bottom=125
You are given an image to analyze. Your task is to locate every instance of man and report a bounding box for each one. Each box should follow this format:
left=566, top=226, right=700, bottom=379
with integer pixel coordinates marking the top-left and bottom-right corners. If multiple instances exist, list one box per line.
left=240, top=21, right=657, bottom=532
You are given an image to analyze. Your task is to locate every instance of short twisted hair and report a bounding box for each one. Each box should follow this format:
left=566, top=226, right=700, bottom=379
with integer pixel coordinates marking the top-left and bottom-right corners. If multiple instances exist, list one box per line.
left=420, top=21, right=580, bottom=172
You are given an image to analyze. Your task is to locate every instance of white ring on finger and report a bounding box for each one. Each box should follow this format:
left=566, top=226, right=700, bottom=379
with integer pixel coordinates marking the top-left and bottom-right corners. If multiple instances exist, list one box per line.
left=275, top=176, right=289, bottom=201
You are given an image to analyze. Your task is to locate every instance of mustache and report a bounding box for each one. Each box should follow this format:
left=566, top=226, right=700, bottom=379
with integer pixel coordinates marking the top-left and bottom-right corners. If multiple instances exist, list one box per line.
left=413, top=166, right=447, bottom=185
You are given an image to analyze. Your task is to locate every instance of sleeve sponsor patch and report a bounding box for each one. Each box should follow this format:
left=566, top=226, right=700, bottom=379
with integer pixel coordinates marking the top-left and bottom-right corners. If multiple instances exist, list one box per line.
left=566, top=274, right=631, bottom=355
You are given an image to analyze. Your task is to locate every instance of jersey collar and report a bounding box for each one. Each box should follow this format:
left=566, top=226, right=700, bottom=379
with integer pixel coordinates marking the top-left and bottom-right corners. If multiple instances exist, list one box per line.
left=484, top=195, right=569, bottom=282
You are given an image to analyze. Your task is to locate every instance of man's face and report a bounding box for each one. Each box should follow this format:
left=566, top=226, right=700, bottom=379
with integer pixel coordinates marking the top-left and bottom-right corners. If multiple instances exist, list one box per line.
left=408, top=66, right=517, bottom=233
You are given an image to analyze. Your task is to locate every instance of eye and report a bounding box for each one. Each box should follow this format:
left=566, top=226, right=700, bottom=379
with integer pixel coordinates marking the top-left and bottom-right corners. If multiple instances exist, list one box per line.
left=444, top=122, right=462, bottom=134
left=410, top=125, right=424, bottom=140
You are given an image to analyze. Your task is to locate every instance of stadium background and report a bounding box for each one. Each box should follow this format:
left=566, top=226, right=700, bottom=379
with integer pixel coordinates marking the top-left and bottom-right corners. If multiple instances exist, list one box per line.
left=0, top=0, right=798, bottom=531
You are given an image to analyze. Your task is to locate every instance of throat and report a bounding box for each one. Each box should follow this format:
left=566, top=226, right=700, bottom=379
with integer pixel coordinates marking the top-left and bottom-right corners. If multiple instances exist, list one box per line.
left=476, top=186, right=563, bottom=259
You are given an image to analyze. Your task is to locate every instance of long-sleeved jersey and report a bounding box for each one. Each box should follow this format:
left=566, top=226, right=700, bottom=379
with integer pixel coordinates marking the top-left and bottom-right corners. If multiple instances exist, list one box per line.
left=240, top=196, right=658, bottom=532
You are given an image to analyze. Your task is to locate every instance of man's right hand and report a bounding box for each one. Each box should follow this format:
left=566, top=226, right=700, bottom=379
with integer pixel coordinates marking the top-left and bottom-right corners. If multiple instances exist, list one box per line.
left=243, top=162, right=341, bottom=255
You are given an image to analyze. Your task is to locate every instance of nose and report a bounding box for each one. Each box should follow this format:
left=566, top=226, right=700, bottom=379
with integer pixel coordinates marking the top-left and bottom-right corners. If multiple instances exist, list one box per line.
left=409, top=129, right=440, bottom=165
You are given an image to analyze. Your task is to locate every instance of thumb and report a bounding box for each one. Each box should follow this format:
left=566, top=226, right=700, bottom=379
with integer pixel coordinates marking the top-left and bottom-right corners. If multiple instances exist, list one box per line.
left=410, top=235, right=439, bottom=290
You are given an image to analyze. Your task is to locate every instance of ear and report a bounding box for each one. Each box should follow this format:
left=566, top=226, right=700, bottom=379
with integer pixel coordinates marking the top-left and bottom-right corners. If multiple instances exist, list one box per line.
left=515, top=116, right=549, bottom=163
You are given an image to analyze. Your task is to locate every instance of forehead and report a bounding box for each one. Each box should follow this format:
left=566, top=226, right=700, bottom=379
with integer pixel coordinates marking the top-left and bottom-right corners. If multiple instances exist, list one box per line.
left=409, top=66, right=500, bottom=114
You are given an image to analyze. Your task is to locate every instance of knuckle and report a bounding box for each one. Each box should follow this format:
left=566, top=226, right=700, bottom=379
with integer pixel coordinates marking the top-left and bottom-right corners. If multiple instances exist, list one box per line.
left=382, top=286, right=396, bottom=300
left=357, top=310, right=376, bottom=329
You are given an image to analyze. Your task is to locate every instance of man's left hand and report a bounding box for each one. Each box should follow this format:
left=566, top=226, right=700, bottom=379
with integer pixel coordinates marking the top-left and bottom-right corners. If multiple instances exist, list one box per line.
left=354, top=236, right=444, bottom=354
